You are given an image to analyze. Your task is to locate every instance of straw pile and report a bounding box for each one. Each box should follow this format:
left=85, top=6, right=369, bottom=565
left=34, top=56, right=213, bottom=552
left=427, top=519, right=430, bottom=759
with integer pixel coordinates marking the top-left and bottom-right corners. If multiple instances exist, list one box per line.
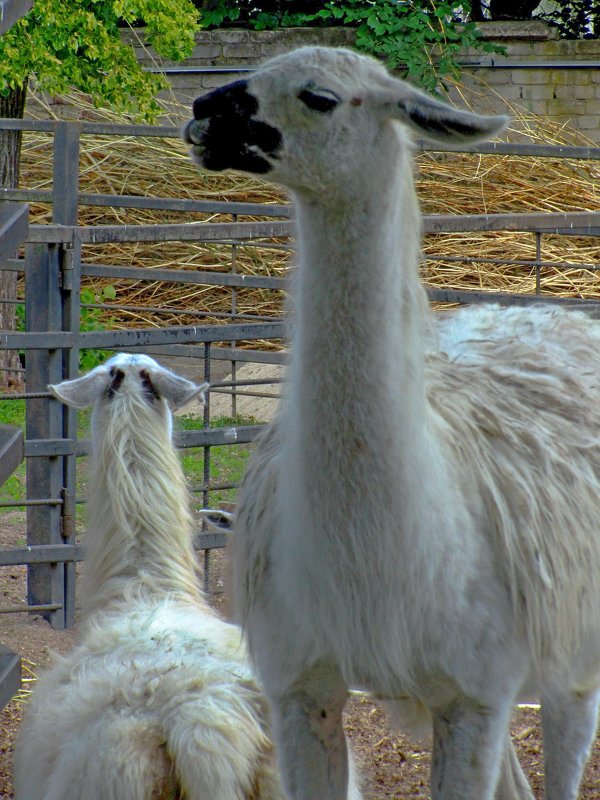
left=19, top=83, right=600, bottom=339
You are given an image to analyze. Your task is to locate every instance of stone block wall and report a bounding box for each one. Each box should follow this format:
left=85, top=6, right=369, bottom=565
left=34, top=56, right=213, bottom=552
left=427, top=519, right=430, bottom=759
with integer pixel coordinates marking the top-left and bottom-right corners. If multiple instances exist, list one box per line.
left=41, top=23, right=600, bottom=143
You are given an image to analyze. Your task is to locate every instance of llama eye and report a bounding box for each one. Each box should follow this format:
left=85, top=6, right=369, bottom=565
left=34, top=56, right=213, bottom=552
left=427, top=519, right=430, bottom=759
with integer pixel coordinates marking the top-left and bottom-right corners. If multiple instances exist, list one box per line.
left=298, top=88, right=340, bottom=113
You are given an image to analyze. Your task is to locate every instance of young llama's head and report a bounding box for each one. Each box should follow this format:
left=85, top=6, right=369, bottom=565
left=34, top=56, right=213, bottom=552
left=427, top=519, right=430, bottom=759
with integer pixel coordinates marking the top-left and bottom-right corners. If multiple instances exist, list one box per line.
left=183, top=46, right=508, bottom=197
left=49, top=353, right=206, bottom=449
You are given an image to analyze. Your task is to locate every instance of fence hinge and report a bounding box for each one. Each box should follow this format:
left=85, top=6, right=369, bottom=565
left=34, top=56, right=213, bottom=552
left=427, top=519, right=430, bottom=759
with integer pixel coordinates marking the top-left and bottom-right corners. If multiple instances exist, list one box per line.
left=60, top=244, right=74, bottom=292
left=60, top=486, right=74, bottom=540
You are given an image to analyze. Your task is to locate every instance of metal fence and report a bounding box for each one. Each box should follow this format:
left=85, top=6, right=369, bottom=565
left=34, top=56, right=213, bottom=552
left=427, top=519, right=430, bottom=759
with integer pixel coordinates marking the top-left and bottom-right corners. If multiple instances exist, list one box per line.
left=1, top=118, right=600, bottom=632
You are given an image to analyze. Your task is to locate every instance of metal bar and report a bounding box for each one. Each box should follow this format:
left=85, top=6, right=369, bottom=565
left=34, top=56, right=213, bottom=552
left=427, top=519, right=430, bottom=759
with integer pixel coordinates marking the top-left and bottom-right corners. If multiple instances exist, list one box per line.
left=0, top=543, right=82, bottom=566
left=0, top=187, right=291, bottom=217
left=76, top=193, right=291, bottom=217
left=424, top=252, right=600, bottom=272
left=174, top=425, right=264, bottom=448
left=53, top=122, right=80, bottom=226
left=0, top=604, right=61, bottom=614
left=426, top=287, right=600, bottom=310
left=86, top=301, right=278, bottom=323
left=0, top=532, right=224, bottom=569
left=77, top=322, right=285, bottom=348
left=422, top=211, right=600, bottom=234
left=0, top=203, right=28, bottom=263
left=25, top=220, right=294, bottom=244
left=0, top=425, right=23, bottom=486
left=419, top=141, right=600, bottom=160
left=0, top=646, right=21, bottom=711
left=24, top=242, right=67, bottom=629
left=535, top=233, right=542, bottom=295
left=60, top=237, right=81, bottom=628
left=0, top=188, right=52, bottom=204
left=24, top=212, right=600, bottom=246
left=123, top=344, right=287, bottom=365
left=81, top=262, right=286, bottom=290
left=0, top=321, right=286, bottom=349
left=78, top=220, right=294, bottom=244
left=24, top=438, right=75, bottom=457
left=0, top=118, right=177, bottom=137
left=457, top=59, right=600, bottom=70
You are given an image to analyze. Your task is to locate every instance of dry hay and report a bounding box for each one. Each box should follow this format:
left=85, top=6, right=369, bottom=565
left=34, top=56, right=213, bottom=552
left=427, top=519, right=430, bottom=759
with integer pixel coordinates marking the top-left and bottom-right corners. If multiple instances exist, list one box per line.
left=19, top=83, right=600, bottom=338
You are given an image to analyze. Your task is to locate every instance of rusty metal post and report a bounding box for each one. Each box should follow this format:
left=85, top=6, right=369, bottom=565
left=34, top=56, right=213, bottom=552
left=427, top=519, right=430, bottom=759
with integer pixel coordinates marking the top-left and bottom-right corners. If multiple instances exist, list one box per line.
left=25, top=241, right=66, bottom=627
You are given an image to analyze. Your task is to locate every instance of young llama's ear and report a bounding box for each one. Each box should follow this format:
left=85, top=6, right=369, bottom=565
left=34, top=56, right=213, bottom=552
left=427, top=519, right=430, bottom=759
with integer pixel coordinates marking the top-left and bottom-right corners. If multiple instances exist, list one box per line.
left=48, top=366, right=111, bottom=409
left=145, top=364, right=208, bottom=412
left=378, top=76, right=509, bottom=143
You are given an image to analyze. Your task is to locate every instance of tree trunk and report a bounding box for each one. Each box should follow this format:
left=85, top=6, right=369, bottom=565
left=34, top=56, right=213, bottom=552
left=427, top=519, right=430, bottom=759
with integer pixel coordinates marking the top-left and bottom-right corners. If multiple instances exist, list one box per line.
left=0, top=83, right=27, bottom=391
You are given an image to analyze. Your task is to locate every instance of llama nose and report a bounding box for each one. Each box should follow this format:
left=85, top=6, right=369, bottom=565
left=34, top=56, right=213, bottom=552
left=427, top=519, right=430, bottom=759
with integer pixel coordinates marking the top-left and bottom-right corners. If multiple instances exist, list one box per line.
left=191, top=79, right=256, bottom=121
left=182, top=118, right=210, bottom=146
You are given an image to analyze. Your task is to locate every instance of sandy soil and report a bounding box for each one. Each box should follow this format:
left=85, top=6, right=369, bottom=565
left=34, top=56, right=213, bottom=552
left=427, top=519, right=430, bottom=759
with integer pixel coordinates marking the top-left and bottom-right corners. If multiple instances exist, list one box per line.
left=1, top=514, right=600, bottom=799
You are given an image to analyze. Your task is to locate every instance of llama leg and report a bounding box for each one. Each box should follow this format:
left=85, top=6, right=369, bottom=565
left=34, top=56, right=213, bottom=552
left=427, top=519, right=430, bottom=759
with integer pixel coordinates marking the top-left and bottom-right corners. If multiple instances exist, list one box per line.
left=541, top=687, right=600, bottom=800
left=270, top=659, right=353, bottom=800
left=431, top=700, right=511, bottom=800
left=494, top=735, right=534, bottom=800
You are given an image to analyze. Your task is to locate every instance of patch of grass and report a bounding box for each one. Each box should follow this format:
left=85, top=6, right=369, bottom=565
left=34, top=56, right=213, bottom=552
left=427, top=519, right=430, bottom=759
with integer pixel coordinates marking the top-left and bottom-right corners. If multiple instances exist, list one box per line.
left=0, top=399, right=26, bottom=429
left=176, top=414, right=262, bottom=509
left=0, top=401, right=26, bottom=508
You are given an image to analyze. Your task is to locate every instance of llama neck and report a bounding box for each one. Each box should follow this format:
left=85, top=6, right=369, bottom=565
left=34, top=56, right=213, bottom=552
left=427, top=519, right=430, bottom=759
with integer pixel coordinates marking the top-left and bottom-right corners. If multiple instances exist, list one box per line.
left=283, top=128, right=440, bottom=539
left=82, top=403, right=204, bottom=618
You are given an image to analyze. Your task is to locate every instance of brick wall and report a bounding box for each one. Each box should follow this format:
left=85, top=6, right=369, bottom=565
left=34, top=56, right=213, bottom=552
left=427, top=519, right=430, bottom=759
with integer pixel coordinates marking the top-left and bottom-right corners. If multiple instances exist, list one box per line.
left=106, top=23, right=600, bottom=143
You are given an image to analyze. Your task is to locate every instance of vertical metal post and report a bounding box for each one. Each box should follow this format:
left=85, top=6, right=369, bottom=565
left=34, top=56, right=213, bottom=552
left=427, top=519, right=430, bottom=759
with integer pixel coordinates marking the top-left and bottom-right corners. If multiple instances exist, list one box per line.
left=60, top=235, right=81, bottom=627
left=52, top=121, right=81, bottom=226
left=230, top=214, right=238, bottom=417
left=53, top=120, right=80, bottom=628
left=24, top=121, right=81, bottom=629
left=25, top=242, right=66, bottom=628
left=203, top=342, right=212, bottom=591
left=535, top=232, right=542, bottom=295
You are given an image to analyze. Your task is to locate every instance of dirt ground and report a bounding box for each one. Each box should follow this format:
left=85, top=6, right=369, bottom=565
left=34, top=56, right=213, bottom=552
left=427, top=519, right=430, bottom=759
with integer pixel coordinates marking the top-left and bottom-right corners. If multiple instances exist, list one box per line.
left=1, top=514, right=600, bottom=799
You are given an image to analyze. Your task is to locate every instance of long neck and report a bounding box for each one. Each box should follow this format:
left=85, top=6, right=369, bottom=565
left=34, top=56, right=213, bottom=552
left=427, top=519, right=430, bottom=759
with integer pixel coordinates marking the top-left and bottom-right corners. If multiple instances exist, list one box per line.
left=82, top=395, right=204, bottom=618
left=284, top=127, right=436, bottom=513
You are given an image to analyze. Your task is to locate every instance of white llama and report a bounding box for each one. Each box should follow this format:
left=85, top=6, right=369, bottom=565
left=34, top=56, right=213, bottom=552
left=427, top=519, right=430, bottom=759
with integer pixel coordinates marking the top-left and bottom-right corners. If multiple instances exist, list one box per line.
left=183, top=46, right=600, bottom=800
left=13, top=353, right=284, bottom=800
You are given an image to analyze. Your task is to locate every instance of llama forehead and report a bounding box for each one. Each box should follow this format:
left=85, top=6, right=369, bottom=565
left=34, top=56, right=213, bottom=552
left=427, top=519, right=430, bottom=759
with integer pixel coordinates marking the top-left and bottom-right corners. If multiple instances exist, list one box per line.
left=250, top=46, right=391, bottom=111
left=104, top=353, right=160, bottom=371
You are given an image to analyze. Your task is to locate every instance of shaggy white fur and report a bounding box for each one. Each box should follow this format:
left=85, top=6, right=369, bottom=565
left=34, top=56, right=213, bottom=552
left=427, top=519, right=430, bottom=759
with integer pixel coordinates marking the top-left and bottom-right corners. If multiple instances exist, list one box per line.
left=13, top=353, right=284, bottom=800
left=183, top=46, right=600, bottom=800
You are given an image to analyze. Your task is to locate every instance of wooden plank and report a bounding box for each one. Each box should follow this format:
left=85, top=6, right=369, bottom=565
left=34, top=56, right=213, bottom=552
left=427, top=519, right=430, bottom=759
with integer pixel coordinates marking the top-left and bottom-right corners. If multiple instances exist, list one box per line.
left=0, top=645, right=21, bottom=711
left=0, top=425, right=23, bottom=486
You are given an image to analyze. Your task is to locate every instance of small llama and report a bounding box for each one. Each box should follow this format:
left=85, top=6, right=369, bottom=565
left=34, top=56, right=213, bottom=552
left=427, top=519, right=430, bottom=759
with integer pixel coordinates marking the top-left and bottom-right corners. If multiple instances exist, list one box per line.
left=14, top=353, right=284, bottom=800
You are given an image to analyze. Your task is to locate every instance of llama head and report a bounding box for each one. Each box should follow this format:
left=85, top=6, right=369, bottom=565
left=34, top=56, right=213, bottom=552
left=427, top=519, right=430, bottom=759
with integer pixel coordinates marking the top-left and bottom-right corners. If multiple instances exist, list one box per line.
left=183, top=46, right=508, bottom=194
left=49, top=353, right=207, bottom=441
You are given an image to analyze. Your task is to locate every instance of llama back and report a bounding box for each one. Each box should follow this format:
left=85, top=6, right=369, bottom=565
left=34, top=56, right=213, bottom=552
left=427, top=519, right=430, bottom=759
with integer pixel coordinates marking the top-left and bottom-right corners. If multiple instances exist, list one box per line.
left=429, top=304, right=600, bottom=667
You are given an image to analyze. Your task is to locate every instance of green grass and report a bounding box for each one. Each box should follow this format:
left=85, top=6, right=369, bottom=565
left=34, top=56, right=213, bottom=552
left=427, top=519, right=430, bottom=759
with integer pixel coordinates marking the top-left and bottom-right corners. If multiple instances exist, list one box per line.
left=0, top=401, right=26, bottom=508
left=176, top=413, right=261, bottom=508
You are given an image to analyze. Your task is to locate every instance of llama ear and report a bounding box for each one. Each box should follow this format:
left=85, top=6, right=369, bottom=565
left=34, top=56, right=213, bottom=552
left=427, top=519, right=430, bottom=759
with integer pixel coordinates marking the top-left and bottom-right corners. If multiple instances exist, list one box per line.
left=199, top=509, right=234, bottom=532
left=149, top=368, right=208, bottom=411
left=48, top=368, right=110, bottom=409
left=386, top=82, right=509, bottom=144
